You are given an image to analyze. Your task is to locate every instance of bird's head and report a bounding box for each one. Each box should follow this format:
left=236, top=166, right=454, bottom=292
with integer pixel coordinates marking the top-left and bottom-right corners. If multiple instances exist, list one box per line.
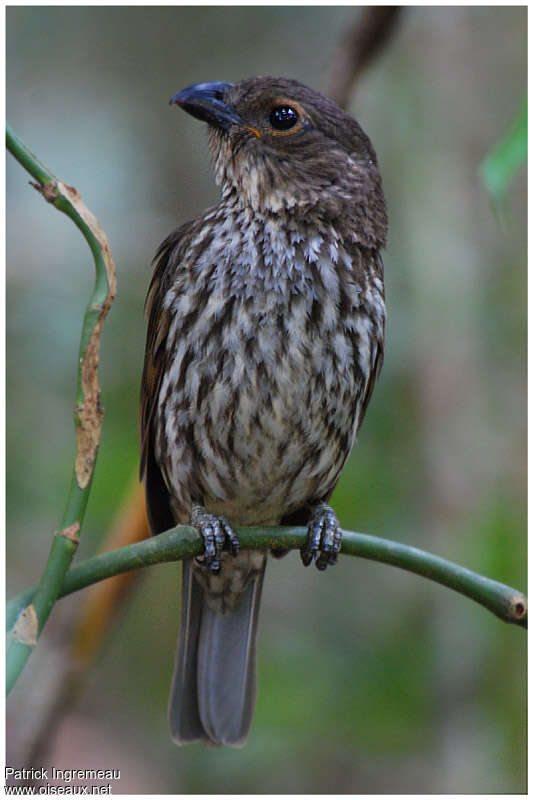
left=170, top=76, right=386, bottom=247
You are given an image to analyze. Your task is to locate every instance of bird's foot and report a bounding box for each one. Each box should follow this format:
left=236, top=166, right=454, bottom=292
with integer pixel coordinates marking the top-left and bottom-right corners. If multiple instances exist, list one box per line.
left=191, top=505, right=240, bottom=574
left=300, top=503, right=342, bottom=571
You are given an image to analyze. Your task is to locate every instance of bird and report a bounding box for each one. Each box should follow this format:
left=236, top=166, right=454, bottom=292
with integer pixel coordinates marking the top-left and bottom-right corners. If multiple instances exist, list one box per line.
left=140, top=76, right=387, bottom=747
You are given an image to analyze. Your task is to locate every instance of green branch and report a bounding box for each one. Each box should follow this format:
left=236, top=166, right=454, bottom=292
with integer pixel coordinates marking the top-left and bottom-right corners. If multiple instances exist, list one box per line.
left=6, top=123, right=117, bottom=693
left=7, top=526, right=527, bottom=636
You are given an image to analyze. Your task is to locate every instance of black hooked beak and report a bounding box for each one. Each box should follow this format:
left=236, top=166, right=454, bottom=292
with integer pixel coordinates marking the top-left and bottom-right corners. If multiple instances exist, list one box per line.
left=170, top=81, right=244, bottom=131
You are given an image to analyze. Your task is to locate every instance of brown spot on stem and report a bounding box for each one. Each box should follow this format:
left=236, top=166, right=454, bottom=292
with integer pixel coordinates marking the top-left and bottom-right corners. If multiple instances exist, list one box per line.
left=58, top=521, right=81, bottom=544
left=30, top=180, right=58, bottom=203
left=52, top=180, right=117, bottom=489
left=74, top=328, right=104, bottom=490
left=510, top=594, right=527, bottom=621
left=64, top=183, right=81, bottom=200
left=12, top=604, right=38, bottom=646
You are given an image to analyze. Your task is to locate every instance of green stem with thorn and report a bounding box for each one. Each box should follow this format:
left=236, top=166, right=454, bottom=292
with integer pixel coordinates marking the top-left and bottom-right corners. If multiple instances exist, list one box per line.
left=6, top=123, right=117, bottom=693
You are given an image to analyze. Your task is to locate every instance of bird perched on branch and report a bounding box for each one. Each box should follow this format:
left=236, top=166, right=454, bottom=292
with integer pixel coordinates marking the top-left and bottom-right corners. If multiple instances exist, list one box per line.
left=140, top=76, right=387, bottom=747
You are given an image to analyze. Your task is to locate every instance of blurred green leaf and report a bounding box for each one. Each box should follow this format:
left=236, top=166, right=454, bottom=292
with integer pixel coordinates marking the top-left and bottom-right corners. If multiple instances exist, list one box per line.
left=481, top=98, right=527, bottom=205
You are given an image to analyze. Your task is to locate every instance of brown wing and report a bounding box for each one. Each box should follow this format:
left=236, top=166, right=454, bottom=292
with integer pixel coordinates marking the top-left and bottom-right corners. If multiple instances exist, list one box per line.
left=139, top=221, right=197, bottom=534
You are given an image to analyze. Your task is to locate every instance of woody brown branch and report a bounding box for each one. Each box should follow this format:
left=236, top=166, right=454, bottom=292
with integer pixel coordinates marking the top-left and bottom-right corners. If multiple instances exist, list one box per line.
left=328, top=7, right=402, bottom=109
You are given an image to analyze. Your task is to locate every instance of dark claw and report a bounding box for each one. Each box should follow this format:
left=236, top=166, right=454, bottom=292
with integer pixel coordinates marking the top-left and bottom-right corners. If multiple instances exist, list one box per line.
left=220, top=516, right=240, bottom=557
left=300, top=504, right=342, bottom=571
left=191, top=505, right=240, bottom=573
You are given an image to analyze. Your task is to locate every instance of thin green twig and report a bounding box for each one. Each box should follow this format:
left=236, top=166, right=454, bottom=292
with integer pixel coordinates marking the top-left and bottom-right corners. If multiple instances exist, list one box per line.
left=6, top=123, right=117, bottom=693
left=6, top=526, right=527, bottom=635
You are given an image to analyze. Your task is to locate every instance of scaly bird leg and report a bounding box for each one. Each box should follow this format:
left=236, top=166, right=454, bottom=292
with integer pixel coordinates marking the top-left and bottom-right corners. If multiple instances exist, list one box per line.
left=301, top=503, right=343, bottom=571
left=191, top=504, right=240, bottom=574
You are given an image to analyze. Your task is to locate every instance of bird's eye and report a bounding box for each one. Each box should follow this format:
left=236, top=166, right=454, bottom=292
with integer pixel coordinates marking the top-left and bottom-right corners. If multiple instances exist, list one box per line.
left=269, top=105, right=299, bottom=131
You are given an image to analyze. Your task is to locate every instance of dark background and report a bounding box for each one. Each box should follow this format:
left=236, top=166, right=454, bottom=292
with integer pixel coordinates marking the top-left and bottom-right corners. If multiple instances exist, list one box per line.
left=7, top=6, right=526, bottom=793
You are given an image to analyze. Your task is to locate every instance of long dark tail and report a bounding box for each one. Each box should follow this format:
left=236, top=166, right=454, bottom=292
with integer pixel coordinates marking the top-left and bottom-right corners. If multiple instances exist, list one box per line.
left=168, top=557, right=266, bottom=747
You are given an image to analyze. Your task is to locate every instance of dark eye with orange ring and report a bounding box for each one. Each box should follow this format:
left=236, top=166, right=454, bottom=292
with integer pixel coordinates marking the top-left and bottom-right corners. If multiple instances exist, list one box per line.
left=269, top=105, right=299, bottom=131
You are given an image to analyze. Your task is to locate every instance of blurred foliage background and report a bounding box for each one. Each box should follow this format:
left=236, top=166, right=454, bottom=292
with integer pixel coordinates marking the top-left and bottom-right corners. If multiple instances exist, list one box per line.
left=6, top=6, right=525, bottom=794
